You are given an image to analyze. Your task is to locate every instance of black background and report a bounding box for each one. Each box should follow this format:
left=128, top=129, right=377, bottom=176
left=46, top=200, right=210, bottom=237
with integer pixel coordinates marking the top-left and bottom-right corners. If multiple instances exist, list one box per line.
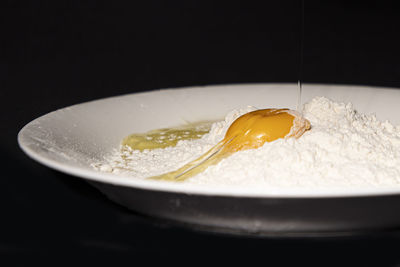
left=3, top=0, right=400, bottom=265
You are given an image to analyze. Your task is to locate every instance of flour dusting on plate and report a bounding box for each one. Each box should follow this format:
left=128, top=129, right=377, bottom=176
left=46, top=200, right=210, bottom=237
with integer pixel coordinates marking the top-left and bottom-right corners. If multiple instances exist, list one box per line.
left=93, top=96, right=400, bottom=189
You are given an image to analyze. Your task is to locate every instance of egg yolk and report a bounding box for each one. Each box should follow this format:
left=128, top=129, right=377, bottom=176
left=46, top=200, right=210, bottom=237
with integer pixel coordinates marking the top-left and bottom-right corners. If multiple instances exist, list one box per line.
left=223, top=109, right=298, bottom=152
left=149, top=108, right=311, bottom=181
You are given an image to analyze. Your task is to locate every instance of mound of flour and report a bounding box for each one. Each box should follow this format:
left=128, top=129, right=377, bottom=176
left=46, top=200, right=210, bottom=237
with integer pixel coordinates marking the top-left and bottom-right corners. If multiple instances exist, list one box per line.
left=94, top=97, right=400, bottom=188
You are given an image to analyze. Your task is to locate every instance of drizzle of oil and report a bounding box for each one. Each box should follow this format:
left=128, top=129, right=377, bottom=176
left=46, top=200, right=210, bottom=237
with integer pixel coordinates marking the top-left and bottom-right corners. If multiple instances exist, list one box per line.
left=297, top=0, right=305, bottom=112
left=122, top=121, right=213, bottom=151
left=297, top=80, right=302, bottom=112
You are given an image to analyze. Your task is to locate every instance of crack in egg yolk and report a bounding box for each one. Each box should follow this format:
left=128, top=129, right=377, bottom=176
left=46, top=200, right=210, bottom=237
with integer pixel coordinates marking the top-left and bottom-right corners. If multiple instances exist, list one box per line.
left=149, top=108, right=311, bottom=182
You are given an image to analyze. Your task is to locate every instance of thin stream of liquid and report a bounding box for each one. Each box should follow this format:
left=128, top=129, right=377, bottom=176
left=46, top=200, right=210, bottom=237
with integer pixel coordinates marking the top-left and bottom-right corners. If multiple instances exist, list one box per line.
left=297, top=0, right=305, bottom=112
left=297, top=80, right=302, bottom=112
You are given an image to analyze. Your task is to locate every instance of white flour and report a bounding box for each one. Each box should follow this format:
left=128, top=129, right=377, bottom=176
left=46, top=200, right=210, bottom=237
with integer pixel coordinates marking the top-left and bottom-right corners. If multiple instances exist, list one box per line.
left=94, top=97, right=400, bottom=189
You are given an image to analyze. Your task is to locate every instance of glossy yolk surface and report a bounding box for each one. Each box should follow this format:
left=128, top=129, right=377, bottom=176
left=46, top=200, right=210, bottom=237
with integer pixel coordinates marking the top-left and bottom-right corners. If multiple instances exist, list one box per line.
left=222, top=109, right=296, bottom=152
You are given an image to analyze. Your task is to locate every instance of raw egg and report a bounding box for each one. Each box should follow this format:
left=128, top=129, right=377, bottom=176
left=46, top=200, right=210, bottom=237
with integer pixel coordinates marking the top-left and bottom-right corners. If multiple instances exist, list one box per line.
left=150, top=108, right=311, bottom=181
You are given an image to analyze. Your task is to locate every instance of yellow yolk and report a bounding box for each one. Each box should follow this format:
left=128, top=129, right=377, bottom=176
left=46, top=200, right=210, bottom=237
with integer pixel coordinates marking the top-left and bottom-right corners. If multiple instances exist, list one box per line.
left=149, top=108, right=311, bottom=181
left=223, top=109, right=298, bottom=152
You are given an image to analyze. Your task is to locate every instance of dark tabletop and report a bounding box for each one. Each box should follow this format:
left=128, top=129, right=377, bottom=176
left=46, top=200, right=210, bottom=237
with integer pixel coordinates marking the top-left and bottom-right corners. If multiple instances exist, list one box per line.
left=3, top=0, right=400, bottom=265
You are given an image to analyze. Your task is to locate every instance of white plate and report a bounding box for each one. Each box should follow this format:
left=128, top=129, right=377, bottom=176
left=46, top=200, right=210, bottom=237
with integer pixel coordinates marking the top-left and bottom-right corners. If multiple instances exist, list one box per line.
left=18, top=83, right=400, bottom=198
left=18, top=83, right=400, bottom=236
